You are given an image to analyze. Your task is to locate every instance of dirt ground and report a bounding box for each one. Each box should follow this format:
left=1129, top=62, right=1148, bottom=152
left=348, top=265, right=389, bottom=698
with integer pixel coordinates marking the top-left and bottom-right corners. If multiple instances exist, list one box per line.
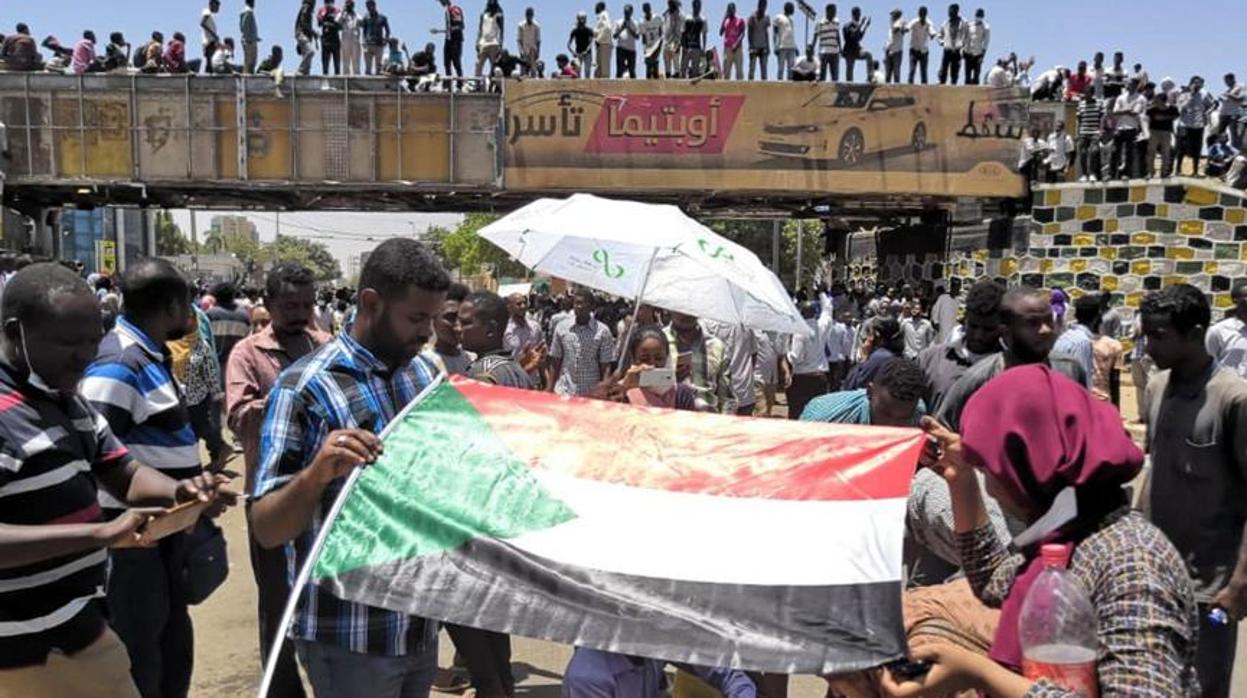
left=188, top=376, right=1247, bottom=697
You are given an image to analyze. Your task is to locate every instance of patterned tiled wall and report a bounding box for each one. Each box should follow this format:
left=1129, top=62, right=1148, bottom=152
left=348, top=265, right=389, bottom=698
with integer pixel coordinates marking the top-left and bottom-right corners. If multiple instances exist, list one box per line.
left=845, top=178, right=1247, bottom=334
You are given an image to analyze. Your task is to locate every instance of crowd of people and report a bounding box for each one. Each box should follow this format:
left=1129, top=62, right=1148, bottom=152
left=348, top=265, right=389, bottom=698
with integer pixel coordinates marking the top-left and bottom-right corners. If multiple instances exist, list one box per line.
left=1018, top=68, right=1247, bottom=189
left=3, top=234, right=1247, bottom=698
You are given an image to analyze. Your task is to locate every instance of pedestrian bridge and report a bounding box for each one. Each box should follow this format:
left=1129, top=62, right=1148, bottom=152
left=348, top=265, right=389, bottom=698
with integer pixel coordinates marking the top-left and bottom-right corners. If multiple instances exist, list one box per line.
left=0, top=74, right=1030, bottom=217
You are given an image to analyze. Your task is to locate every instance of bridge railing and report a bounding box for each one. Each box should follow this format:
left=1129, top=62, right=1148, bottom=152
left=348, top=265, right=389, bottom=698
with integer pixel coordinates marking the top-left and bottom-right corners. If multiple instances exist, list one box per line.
left=0, top=73, right=501, bottom=189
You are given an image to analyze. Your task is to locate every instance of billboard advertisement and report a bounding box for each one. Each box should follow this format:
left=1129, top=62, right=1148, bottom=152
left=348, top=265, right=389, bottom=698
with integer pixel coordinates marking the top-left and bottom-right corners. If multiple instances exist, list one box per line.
left=504, top=80, right=1028, bottom=198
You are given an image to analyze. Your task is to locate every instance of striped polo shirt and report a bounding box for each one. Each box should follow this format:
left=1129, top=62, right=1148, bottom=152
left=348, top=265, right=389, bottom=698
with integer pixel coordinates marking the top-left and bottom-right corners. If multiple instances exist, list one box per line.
left=0, top=361, right=134, bottom=667
left=81, top=316, right=201, bottom=511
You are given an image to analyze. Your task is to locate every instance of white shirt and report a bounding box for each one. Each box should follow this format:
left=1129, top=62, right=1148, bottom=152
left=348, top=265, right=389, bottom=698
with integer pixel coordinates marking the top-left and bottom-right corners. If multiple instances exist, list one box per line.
left=614, top=17, right=638, bottom=51
left=594, top=10, right=613, bottom=46
left=938, top=17, right=966, bottom=51
left=930, top=292, right=959, bottom=344
left=986, top=64, right=1011, bottom=87
left=1045, top=132, right=1075, bottom=170
left=773, top=13, right=796, bottom=51
left=964, top=19, right=989, bottom=56
left=518, top=20, right=541, bottom=54
left=341, top=12, right=361, bottom=43
left=640, top=16, right=663, bottom=56
left=886, top=19, right=906, bottom=53
left=825, top=322, right=853, bottom=363
left=479, top=11, right=502, bottom=48
left=907, top=18, right=935, bottom=52
left=201, top=8, right=219, bottom=45
left=1207, top=316, right=1247, bottom=378
left=1113, top=92, right=1146, bottom=131
left=211, top=45, right=233, bottom=71
left=788, top=317, right=832, bottom=374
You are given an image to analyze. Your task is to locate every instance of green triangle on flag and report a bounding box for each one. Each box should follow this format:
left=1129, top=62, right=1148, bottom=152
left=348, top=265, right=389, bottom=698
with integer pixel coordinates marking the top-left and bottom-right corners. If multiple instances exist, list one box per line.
left=312, top=382, right=577, bottom=581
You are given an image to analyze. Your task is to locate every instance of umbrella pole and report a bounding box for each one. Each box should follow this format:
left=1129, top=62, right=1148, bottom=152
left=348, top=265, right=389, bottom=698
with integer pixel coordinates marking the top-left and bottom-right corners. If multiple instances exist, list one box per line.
left=615, top=249, right=659, bottom=366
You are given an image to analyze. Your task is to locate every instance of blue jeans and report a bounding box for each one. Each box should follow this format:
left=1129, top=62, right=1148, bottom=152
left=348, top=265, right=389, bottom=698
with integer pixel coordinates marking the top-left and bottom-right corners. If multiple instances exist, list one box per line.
left=295, top=636, right=438, bottom=698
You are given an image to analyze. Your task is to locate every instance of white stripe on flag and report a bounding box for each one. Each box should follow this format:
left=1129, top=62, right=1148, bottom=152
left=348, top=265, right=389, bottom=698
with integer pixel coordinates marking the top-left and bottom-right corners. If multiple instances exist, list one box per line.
left=505, top=470, right=907, bottom=587
left=0, top=550, right=107, bottom=593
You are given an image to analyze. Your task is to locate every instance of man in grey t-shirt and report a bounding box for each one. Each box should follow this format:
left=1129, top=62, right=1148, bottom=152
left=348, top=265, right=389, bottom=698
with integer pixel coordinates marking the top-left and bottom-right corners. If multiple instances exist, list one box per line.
left=1141, top=284, right=1247, bottom=698
left=700, top=318, right=757, bottom=416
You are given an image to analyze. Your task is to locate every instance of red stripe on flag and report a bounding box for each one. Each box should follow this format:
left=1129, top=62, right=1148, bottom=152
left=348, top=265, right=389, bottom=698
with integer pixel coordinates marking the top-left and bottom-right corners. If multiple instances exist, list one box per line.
left=0, top=391, right=25, bottom=412
left=450, top=378, right=922, bottom=501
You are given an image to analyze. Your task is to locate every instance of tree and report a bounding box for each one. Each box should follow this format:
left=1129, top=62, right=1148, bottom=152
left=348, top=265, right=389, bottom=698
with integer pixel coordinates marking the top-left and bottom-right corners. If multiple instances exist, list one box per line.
left=425, top=213, right=528, bottom=279
left=154, top=211, right=194, bottom=256
left=267, top=235, right=342, bottom=282
left=709, top=219, right=824, bottom=292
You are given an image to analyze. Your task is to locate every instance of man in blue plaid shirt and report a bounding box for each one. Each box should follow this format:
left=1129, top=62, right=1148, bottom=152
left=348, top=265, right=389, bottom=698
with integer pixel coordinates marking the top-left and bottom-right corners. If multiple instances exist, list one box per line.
left=250, top=238, right=450, bottom=698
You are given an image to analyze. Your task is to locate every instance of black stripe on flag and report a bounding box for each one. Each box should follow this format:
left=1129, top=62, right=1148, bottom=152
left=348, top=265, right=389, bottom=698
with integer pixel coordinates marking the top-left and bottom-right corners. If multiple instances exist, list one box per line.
left=321, top=536, right=904, bottom=675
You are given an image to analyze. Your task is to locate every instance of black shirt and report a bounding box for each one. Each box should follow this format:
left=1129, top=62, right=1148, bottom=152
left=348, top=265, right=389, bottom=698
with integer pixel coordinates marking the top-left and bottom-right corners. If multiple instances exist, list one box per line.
left=1147, top=104, right=1179, bottom=133
left=570, top=25, right=593, bottom=53
left=681, top=16, right=706, bottom=49
left=0, top=362, right=135, bottom=668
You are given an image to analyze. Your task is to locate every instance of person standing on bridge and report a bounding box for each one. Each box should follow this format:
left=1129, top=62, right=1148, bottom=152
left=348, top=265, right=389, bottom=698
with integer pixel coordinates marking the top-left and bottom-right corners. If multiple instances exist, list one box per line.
left=592, top=1, right=613, bottom=78
left=745, top=0, right=768, bottom=79
left=936, top=2, right=966, bottom=85
left=568, top=12, right=594, bottom=79
left=361, top=0, right=390, bottom=75
left=884, top=9, right=906, bottom=83
left=719, top=2, right=745, bottom=80
left=840, top=6, right=869, bottom=83
left=679, top=0, right=707, bottom=78
left=239, top=0, right=261, bottom=74
left=340, top=0, right=362, bottom=74
left=814, top=3, right=840, bottom=82
left=906, top=5, right=935, bottom=83
left=616, top=4, right=641, bottom=79
left=294, top=0, right=319, bottom=76
left=201, top=0, right=221, bottom=74
left=639, top=3, right=662, bottom=78
left=771, top=1, right=796, bottom=80
left=661, top=0, right=684, bottom=79
left=317, top=0, right=343, bottom=75
left=962, top=7, right=988, bottom=84
left=476, top=0, right=504, bottom=77
left=517, top=7, right=541, bottom=77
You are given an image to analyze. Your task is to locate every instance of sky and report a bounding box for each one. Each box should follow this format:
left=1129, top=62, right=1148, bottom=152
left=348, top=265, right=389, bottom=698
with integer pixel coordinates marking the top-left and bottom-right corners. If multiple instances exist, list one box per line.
left=8, top=0, right=1245, bottom=266
left=168, top=210, right=463, bottom=269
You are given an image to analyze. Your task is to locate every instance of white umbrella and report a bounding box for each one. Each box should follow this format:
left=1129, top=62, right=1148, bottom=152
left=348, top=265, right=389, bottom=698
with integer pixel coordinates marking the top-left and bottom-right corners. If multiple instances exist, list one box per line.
left=478, top=194, right=810, bottom=336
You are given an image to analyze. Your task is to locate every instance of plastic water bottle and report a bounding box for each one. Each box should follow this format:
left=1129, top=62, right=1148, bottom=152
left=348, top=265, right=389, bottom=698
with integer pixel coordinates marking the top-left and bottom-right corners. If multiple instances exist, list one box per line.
left=1019, top=544, right=1100, bottom=698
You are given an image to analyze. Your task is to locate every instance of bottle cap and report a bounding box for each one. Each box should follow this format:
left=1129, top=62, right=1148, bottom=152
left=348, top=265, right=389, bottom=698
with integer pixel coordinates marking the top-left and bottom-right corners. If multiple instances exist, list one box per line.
left=1040, top=543, right=1071, bottom=569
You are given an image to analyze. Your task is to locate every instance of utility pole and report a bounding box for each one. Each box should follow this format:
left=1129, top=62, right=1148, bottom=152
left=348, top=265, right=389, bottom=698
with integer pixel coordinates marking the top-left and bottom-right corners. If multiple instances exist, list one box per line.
left=189, top=210, right=199, bottom=274
left=771, top=219, right=780, bottom=275
left=795, top=221, right=804, bottom=292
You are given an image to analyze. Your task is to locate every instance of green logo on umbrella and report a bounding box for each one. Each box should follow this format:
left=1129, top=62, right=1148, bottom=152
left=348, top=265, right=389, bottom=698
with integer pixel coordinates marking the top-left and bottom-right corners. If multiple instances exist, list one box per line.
left=592, top=248, right=625, bottom=279
left=698, top=239, right=735, bottom=261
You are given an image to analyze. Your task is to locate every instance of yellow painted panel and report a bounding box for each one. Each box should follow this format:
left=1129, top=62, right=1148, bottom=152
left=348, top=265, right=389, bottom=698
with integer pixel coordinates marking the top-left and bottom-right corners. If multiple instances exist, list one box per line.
left=1179, top=220, right=1205, bottom=235
left=215, top=99, right=239, bottom=180
left=1131, top=260, right=1151, bottom=275
left=1126, top=292, right=1145, bottom=308
left=1045, top=190, right=1060, bottom=206
left=1131, top=232, right=1156, bottom=245
left=972, top=249, right=988, bottom=262
left=1166, top=247, right=1195, bottom=260
left=1000, top=258, right=1018, bottom=276
left=377, top=102, right=450, bottom=182
left=1228, top=209, right=1247, bottom=225
left=1164, top=275, right=1185, bottom=287
left=1105, top=219, right=1119, bottom=233
left=1130, top=186, right=1147, bottom=203
left=1185, top=187, right=1218, bottom=206
left=1073, top=234, right=1096, bottom=246
left=1216, top=294, right=1235, bottom=309
left=1043, top=223, right=1061, bottom=234
left=1068, top=288, right=1085, bottom=300
left=1076, top=206, right=1096, bottom=220
left=1157, top=204, right=1169, bottom=217
left=1206, top=262, right=1219, bottom=274
left=1040, top=259, right=1054, bottom=273
left=1099, top=247, right=1118, bottom=260
left=54, top=97, right=132, bottom=177
left=246, top=100, right=293, bottom=180
left=1070, top=259, right=1088, bottom=272
left=1101, top=276, right=1119, bottom=292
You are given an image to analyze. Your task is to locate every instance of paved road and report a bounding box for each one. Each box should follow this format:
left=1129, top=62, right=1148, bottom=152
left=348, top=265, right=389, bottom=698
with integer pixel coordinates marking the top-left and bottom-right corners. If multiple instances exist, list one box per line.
left=189, top=379, right=1246, bottom=696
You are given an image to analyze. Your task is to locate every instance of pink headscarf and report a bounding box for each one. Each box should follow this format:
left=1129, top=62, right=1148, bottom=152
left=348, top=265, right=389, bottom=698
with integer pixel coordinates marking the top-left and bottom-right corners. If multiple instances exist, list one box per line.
left=961, top=365, right=1142, bottom=669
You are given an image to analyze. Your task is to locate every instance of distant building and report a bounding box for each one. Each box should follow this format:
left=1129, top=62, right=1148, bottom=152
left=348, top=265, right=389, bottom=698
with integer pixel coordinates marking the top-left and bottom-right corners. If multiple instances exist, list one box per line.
left=164, top=253, right=245, bottom=284
left=210, top=215, right=259, bottom=245
left=57, top=207, right=156, bottom=274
